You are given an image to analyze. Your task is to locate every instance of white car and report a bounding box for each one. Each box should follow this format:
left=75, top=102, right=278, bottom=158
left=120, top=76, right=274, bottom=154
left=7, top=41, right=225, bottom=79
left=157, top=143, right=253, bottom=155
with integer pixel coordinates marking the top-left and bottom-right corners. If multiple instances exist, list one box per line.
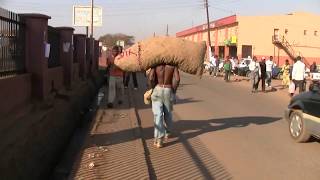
left=239, top=58, right=253, bottom=68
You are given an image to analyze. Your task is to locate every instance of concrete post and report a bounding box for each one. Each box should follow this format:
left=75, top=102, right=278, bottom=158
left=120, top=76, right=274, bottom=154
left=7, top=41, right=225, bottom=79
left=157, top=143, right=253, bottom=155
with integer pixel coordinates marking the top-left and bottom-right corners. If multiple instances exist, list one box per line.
left=74, top=34, right=87, bottom=80
left=56, top=27, right=74, bottom=89
left=225, top=46, right=230, bottom=59
left=93, top=40, right=99, bottom=76
left=86, top=38, right=92, bottom=78
left=20, top=14, right=51, bottom=99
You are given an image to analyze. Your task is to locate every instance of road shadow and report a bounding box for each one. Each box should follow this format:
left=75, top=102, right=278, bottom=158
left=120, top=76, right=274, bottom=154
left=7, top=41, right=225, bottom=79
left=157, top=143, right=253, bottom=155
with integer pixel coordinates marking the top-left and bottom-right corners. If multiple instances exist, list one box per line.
left=140, top=116, right=281, bottom=143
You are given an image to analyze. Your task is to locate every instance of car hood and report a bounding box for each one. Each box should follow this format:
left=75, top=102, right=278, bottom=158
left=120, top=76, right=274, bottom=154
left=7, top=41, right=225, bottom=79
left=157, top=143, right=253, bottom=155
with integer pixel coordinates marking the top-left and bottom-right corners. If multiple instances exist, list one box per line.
left=290, top=91, right=316, bottom=105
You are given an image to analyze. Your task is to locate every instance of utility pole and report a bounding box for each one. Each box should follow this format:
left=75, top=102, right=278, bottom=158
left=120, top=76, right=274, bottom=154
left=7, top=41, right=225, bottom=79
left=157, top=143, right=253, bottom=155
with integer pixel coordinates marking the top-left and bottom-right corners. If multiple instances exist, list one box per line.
left=204, top=0, right=211, bottom=49
left=166, top=24, right=169, bottom=36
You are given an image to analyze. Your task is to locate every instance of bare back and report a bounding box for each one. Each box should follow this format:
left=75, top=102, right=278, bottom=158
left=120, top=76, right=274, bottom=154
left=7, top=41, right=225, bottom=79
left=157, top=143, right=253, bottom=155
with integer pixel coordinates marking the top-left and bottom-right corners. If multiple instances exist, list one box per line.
left=148, top=64, right=180, bottom=92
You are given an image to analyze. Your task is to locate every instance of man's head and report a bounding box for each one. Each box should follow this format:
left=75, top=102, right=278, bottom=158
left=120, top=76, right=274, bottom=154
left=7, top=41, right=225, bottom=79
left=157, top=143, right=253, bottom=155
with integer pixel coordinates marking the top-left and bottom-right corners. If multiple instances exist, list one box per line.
left=270, top=56, right=273, bottom=61
left=285, top=59, right=289, bottom=65
left=296, top=56, right=302, bottom=62
left=112, top=46, right=120, bottom=57
left=262, top=56, right=266, bottom=62
left=253, top=56, right=257, bottom=61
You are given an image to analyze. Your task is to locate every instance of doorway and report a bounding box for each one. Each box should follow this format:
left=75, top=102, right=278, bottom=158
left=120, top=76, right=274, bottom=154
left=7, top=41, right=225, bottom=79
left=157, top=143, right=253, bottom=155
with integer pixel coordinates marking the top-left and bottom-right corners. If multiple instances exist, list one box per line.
left=242, top=45, right=252, bottom=58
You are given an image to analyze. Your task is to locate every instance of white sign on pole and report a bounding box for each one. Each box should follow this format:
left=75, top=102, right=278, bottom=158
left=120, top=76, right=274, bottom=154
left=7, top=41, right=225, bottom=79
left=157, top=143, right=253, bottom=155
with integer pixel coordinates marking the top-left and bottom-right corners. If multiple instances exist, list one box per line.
left=116, top=40, right=125, bottom=48
left=73, top=5, right=103, bottom=27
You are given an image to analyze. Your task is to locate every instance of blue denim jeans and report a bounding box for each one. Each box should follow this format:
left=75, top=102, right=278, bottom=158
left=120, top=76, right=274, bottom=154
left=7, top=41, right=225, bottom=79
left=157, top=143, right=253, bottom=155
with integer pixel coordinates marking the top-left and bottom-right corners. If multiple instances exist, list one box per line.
left=151, top=86, right=173, bottom=139
left=266, top=71, right=272, bottom=86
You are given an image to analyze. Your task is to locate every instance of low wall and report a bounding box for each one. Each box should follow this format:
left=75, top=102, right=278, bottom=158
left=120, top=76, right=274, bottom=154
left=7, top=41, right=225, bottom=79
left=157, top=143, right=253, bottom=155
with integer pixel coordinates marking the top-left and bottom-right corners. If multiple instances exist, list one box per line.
left=46, top=67, right=64, bottom=94
left=0, top=74, right=32, bottom=118
left=0, top=74, right=105, bottom=180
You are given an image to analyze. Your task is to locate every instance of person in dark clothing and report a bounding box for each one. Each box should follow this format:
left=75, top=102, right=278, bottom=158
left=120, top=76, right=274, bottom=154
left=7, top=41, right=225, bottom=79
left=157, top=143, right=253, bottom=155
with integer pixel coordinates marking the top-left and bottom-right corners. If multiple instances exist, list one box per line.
left=310, top=61, right=317, bottom=73
left=124, top=72, right=138, bottom=90
left=259, top=57, right=267, bottom=92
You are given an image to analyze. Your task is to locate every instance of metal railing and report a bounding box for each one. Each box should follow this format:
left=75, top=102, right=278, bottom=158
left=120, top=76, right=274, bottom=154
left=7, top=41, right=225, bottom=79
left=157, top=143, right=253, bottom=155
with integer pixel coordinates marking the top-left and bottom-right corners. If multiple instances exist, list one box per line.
left=48, top=26, right=60, bottom=68
left=0, top=7, right=25, bottom=78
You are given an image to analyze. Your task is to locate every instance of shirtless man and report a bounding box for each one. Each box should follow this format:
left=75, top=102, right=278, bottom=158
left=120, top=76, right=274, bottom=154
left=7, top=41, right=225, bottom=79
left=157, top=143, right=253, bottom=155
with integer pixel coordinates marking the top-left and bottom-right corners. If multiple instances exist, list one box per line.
left=148, top=64, right=180, bottom=148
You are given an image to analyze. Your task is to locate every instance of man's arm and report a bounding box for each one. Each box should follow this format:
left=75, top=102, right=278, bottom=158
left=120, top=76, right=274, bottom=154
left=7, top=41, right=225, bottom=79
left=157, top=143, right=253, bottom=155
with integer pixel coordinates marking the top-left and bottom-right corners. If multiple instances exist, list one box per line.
left=148, top=68, right=156, bottom=89
left=172, top=67, right=180, bottom=93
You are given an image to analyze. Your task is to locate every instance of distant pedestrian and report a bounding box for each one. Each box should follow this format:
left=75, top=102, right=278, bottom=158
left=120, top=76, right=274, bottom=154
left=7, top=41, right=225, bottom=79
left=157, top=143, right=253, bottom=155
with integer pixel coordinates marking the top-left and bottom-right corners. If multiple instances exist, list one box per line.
left=266, top=56, right=276, bottom=87
left=259, top=57, right=267, bottom=92
left=124, top=72, right=138, bottom=90
left=233, top=56, right=240, bottom=81
left=223, top=56, right=232, bottom=82
left=106, top=46, right=124, bottom=108
left=249, top=56, right=261, bottom=93
left=213, top=55, right=219, bottom=77
left=281, top=59, right=290, bottom=88
left=291, top=56, right=306, bottom=96
left=209, top=51, right=216, bottom=76
left=310, top=61, right=317, bottom=73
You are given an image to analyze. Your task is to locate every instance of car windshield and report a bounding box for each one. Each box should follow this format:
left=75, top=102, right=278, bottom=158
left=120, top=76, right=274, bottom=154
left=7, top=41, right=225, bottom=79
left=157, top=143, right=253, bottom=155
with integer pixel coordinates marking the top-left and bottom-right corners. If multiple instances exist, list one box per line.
left=245, top=60, right=251, bottom=65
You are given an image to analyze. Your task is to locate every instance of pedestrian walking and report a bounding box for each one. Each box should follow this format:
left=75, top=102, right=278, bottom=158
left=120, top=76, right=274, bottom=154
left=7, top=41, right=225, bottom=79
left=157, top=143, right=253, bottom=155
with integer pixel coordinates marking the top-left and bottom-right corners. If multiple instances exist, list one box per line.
left=213, top=55, right=220, bottom=77
left=148, top=64, right=180, bottom=148
left=259, top=57, right=267, bottom=92
left=124, top=72, right=138, bottom=90
left=266, top=56, right=276, bottom=88
left=233, top=56, right=240, bottom=81
left=209, top=51, right=216, bottom=76
left=281, top=59, right=291, bottom=88
left=249, top=56, right=261, bottom=93
left=291, top=56, right=306, bottom=96
left=106, top=46, right=124, bottom=108
left=223, top=57, right=232, bottom=82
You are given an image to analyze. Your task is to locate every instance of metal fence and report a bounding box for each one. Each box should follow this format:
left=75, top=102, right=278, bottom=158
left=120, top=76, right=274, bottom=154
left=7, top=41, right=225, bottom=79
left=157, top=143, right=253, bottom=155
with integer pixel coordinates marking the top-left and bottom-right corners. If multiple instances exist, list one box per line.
left=0, top=7, right=25, bottom=78
left=48, top=26, right=60, bottom=68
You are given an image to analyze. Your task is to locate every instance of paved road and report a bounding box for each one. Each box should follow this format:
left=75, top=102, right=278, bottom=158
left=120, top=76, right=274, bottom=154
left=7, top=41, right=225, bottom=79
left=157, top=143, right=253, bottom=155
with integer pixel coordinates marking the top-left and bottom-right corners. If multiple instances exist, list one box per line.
left=134, top=73, right=320, bottom=180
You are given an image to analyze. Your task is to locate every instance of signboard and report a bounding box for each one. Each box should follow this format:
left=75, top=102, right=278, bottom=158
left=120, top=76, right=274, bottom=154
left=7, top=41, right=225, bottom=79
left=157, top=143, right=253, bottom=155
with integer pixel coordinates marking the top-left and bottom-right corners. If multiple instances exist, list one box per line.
left=73, top=5, right=102, bottom=27
left=116, top=40, right=125, bottom=48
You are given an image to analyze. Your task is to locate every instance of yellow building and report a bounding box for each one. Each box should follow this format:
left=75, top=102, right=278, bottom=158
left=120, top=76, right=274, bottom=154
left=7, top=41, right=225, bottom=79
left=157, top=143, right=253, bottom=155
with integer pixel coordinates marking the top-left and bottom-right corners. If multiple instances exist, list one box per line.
left=176, top=12, right=320, bottom=66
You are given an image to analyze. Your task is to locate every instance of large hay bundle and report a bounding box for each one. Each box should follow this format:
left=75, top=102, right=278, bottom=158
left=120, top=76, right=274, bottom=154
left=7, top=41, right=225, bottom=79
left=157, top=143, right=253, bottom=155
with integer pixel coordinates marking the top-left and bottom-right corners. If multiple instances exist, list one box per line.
left=114, top=36, right=206, bottom=75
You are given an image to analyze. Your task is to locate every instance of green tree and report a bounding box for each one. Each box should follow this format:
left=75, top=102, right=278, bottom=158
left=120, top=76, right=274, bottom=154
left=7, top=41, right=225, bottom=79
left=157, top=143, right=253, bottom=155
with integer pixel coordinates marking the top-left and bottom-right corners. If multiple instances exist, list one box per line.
left=99, top=33, right=135, bottom=47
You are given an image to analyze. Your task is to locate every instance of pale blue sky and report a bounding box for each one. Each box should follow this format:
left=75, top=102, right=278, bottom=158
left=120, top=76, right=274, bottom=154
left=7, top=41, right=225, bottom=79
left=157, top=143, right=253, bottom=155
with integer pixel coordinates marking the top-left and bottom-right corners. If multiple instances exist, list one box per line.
left=1, top=0, right=320, bottom=40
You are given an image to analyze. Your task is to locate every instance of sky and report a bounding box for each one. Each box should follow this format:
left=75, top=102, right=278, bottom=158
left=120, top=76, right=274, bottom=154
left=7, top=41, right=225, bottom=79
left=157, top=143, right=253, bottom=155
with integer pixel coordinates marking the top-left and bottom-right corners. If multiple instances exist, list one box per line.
left=1, top=0, right=320, bottom=41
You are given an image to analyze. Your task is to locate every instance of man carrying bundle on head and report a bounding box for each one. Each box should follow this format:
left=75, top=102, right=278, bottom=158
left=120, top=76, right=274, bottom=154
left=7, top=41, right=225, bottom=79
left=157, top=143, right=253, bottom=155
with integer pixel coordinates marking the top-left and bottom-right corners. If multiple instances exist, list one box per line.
left=148, top=63, right=180, bottom=148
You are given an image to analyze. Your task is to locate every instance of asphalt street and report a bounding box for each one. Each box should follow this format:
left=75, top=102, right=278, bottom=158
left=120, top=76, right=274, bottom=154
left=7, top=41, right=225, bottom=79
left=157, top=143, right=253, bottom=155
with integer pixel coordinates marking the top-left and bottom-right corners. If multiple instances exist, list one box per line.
left=133, top=73, right=320, bottom=180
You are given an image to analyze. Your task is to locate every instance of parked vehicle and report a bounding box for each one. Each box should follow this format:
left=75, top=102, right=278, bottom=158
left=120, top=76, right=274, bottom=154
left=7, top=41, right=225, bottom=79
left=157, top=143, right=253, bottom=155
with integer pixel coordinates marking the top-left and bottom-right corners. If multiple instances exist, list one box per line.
left=284, top=82, right=320, bottom=143
left=272, top=66, right=282, bottom=79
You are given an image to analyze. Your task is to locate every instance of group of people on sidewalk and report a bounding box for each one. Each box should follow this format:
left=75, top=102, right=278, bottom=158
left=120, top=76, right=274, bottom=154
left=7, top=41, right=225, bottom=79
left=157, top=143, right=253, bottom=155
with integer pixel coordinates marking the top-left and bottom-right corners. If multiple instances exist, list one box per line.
left=209, top=51, right=240, bottom=82
left=105, top=45, right=180, bottom=149
left=208, top=50, right=314, bottom=97
left=249, top=56, right=277, bottom=93
left=105, top=46, right=139, bottom=108
left=249, top=55, right=310, bottom=97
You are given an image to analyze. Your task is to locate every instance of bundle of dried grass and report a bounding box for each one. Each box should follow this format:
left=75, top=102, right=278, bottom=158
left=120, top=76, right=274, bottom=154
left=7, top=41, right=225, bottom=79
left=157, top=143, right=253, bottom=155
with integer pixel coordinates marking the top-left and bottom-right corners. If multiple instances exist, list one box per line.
left=114, top=36, right=206, bottom=76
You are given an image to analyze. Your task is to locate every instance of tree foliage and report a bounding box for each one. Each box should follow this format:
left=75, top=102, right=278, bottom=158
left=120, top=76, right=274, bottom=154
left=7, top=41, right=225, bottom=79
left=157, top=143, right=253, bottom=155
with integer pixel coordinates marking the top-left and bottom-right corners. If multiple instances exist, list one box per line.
left=99, top=33, right=135, bottom=47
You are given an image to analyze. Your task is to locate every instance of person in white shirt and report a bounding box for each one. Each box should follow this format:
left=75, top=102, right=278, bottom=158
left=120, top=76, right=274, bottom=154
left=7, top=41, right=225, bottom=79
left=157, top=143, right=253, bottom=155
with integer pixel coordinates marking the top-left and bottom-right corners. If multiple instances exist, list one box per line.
left=209, top=51, right=216, bottom=76
left=292, top=56, right=306, bottom=95
left=249, top=56, right=261, bottom=93
left=265, top=56, right=276, bottom=87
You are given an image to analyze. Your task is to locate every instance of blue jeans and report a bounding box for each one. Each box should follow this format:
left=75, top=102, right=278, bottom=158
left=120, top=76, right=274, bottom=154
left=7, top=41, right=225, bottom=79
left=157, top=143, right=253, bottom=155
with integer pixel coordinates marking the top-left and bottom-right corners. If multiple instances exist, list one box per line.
left=151, top=86, right=174, bottom=139
left=266, top=71, right=272, bottom=86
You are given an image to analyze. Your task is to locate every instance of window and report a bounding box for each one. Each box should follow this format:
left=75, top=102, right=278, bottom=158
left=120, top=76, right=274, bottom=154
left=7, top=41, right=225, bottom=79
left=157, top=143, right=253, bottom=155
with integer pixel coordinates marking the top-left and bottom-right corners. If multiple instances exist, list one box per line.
left=315, top=31, right=318, bottom=36
left=304, top=30, right=307, bottom=35
left=285, top=29, right=288, bottom=34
